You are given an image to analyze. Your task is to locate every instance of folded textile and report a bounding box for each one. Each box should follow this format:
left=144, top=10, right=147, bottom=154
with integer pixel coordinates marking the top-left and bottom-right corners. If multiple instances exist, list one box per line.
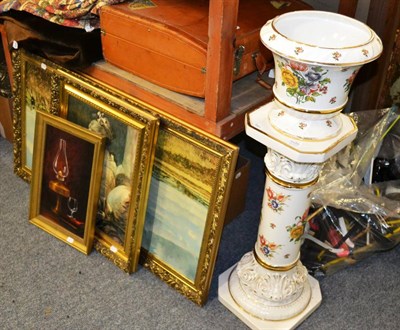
left=0, top=0, right=126, bottom=29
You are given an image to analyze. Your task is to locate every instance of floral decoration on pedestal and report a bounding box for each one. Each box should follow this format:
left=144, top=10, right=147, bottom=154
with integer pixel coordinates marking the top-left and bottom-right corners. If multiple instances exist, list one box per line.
left=286, top=208, right=309, bottom=243
left=277, top=59, right=331, bottom=104
left=259, top=234, right=282, bottom=258
left=266, top=186, right=290, bottom=213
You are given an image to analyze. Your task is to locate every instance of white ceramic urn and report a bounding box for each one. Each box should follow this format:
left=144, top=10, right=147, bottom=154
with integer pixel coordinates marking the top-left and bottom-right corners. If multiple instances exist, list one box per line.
left=260, top=10, right=383, bottom=113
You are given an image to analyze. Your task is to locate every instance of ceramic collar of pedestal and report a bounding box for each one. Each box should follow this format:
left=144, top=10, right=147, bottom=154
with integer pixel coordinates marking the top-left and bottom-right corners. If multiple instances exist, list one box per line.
left=245, top=102, right=358, bottom=163
left=260, top=10, right=383, bottom=66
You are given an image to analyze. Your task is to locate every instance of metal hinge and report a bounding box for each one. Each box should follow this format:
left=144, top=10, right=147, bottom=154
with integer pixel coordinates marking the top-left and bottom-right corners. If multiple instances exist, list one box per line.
left=233, top=45, right=245, bottom=76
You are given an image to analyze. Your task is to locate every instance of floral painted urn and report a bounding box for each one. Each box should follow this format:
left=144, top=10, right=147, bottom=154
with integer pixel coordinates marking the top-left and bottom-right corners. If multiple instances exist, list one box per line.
left=219, top=10, right=383, bottom=327
left=261, top=10, right=382, bottom=112
left=258, top=10, right=383, bottom=144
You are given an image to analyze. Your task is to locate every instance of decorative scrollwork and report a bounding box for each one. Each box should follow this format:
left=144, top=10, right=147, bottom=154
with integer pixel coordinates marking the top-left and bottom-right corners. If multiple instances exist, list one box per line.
left=235, top=251, right=308, bottom=304
left=265, top=149, right=320, bottom=184
left=140, top=253, right=203, bottom=306
left=93, top=240, right=130, bottom=273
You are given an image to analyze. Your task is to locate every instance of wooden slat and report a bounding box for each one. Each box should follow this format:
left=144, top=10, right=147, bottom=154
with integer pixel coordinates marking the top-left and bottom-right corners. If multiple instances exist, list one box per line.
left=204, top=0, right=239, bottom=122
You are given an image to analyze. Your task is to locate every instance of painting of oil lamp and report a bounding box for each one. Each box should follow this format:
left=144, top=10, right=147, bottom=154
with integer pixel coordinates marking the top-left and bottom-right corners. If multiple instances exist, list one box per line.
left=48, top=138, right=70, bottom=215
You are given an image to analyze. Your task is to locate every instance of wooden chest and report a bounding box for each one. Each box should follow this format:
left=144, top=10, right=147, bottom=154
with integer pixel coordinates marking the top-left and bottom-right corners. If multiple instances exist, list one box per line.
left=100, top=0, right=312, bottom=97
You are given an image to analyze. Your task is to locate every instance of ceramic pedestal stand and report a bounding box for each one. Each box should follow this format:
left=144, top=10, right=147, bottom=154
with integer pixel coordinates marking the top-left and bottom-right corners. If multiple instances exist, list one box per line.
left=218, top=10, right=382, bottom=329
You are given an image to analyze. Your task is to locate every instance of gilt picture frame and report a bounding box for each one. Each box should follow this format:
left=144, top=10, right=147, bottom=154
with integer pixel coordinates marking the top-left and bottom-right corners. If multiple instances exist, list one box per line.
left=56, top=72, right=239, bottom=304
left=21, top=49, right=238, bottom=302
left=29, top=111, right=105, bottom=254
left=12, top=49, right=61, bottom=182
left=57, top=73, right=159, bottom=273
left=138, top=113, right=239, bottom=306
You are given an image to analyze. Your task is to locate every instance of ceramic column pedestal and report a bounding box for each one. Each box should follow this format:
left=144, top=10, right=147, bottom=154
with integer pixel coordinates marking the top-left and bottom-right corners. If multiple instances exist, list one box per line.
left=228, top=149, right=320, bottom=320
left=218, top=101, right=358, bottom=328
left=218, top=10, right=382, bottom=329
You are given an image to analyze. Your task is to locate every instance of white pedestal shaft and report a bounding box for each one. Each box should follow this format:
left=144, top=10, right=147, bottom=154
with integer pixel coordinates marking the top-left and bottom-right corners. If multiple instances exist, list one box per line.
left=228, top=150, right=320, bottom=321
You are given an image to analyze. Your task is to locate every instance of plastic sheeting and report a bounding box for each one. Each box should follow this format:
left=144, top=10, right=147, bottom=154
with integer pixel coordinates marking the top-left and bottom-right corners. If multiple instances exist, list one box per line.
left=301, top=107, right=400, bottom=275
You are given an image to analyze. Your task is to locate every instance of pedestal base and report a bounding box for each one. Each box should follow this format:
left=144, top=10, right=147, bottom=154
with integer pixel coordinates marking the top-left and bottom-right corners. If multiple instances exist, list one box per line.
left=218, top=264, right=322, bottom=330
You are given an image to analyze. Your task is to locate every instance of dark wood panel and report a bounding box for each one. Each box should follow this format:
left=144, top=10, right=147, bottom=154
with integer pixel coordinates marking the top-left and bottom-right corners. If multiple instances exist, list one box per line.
left=350, top=0, right=400, bottom=112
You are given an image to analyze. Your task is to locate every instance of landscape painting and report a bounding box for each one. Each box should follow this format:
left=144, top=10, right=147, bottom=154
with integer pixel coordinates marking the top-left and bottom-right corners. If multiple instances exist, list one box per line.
left=142, top=128, right=217, bottom=280
left=141, top=123, right=238, bottom=305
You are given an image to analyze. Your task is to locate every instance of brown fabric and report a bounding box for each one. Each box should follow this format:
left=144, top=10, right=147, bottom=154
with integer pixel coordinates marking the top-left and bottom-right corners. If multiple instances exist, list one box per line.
left=0, top=36, right=11, bottom=97
left=1, top=10, right=102, bottom=69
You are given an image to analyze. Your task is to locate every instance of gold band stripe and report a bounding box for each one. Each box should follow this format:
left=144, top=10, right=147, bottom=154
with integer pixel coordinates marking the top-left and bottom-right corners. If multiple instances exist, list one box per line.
left=253, top=249, right=299, bottom=272
left=265, top=168, right=319, bottom=189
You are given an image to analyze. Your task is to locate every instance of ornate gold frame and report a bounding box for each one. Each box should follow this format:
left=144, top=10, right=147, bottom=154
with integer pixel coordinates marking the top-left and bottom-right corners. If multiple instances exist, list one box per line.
left=57, top=72, right=159, bottom=274
left=72, top=71, right=239, bottom=305
left=12, top=49, right=61, bottom=182
left=78, top=68, right=239, bottom=305
left=15, top=48, right=238, bottom=304
left=139, top=118, right=239, bottom=305
left=29, top=111, right=105, bottom=254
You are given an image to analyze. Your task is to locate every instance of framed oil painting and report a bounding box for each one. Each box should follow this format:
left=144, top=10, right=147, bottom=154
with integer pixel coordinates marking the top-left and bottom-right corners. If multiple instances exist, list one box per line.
left=139, top=115, right=239, bottom=306
left=29, top=52, right=237, bottom=301
left=29, top=111, right=105, bottom=254
left=12, top=49, right=60, bottom=182
left=57, top=73, right=159, bottom=273
left=56, top=70, right=239, bottom=304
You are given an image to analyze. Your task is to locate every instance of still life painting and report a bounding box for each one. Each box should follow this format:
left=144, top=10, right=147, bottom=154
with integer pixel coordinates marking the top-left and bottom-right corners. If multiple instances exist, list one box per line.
left=29, top=112, right=105, bottom=254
